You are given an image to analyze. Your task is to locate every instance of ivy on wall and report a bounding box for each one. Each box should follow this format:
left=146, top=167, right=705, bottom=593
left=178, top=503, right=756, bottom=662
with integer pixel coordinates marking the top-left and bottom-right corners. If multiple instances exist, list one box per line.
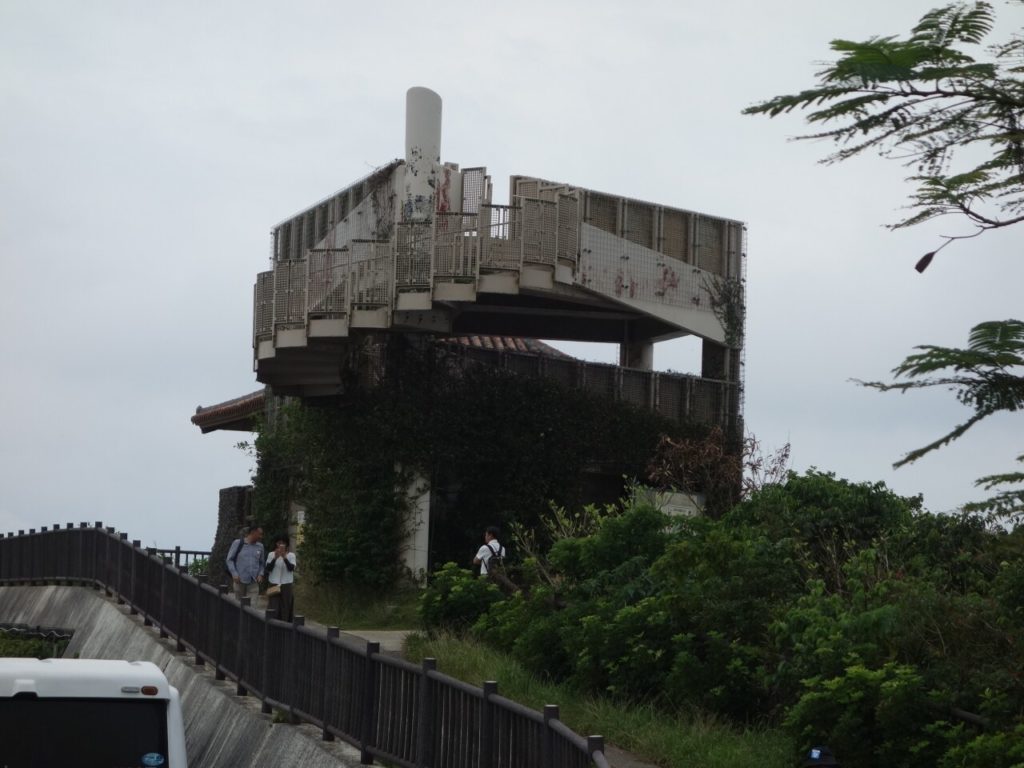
left=251, top=337, right=708, bottom=588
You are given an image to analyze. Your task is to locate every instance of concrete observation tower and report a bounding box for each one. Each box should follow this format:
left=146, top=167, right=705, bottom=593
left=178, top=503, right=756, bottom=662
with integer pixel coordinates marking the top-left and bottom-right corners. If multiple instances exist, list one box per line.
left=253, top=86, right=745, bottom=419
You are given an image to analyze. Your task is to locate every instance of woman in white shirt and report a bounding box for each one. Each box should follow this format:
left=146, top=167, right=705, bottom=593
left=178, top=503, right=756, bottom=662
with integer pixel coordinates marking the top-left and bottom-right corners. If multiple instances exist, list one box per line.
left=265, top=536, right=297, bottom=622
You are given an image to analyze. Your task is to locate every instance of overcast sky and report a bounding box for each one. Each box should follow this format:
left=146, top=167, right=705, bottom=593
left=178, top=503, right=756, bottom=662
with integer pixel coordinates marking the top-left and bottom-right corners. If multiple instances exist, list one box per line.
left=2, top=1, right=1021, bottom=550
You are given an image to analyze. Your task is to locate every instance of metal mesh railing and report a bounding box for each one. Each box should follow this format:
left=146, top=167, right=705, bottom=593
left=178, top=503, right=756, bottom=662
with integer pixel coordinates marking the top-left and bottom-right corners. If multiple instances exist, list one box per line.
left=443, top=346, right=739, bottom=432
left=307, top=249, right=350, bottom=316
left=461, top=167, right=487, bottom=216
left=351, top=241, right=394, bottom=308
left=624, top=201, right=654, bottom=249
left=0, top=527, right=610, bottom=768
left=695, top=215, right=726, bottom=276
left=557, top=193, right=579, bottom=266
left=254, top=271, right=274, bottom=339
left=480, top=204, right=522, bottom=271
left=433, top=212, right=478, bottom=280
left=521, top=198, right=557, bottom=266
left=273, top=260, right=307, bottom=327
left=396, top=224, right=432, bottom=289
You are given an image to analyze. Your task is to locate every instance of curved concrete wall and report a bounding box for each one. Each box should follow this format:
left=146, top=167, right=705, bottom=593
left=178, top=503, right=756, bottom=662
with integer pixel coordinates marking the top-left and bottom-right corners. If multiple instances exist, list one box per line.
left=0, top=586, right=361, bottom=768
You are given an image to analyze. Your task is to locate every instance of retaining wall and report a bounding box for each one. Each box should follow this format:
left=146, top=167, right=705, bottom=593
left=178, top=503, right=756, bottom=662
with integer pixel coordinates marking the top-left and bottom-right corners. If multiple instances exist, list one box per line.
left=0, top=585, right=361, bottom=768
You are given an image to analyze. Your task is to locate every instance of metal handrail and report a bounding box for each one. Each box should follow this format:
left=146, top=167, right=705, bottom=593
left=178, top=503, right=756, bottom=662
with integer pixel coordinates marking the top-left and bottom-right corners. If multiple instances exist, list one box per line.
left=0, top=524, right=608, bottom=768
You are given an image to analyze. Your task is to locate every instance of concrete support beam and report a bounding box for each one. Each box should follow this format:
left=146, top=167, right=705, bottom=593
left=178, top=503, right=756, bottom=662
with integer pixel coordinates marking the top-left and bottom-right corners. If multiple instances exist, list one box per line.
left=619, top=340, right=654, bottom=370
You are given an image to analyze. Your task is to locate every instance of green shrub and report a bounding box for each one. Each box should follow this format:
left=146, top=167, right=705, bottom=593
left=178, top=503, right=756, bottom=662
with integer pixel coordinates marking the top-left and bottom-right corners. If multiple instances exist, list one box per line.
left=784, top=662, right=947, bottom=768
left=419, top=562, right=501, bottom=633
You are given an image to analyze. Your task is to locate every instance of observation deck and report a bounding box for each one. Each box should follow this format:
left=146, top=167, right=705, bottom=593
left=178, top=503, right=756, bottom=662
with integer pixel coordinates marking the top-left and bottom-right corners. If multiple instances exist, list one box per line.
left=253, top=89, right=745, bottom=413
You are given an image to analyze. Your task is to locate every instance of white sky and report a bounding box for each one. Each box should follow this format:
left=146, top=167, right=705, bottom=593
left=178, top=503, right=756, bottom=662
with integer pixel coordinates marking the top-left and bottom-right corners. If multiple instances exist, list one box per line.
left=1, top=1, right=1021, bottom=550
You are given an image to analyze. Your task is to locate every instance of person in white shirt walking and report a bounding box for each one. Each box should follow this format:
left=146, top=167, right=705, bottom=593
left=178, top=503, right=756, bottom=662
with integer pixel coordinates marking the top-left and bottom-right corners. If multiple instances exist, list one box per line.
left=265, top=536, right=297, bottom=622
left=473, top=526, right=505, bottom=578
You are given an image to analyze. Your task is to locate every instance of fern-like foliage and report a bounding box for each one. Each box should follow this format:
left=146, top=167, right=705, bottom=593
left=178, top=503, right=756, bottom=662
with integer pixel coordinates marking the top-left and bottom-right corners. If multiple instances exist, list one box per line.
left=744, top=1, right=1024, bottom=239
left=857, top=319, right=1024, bottom=518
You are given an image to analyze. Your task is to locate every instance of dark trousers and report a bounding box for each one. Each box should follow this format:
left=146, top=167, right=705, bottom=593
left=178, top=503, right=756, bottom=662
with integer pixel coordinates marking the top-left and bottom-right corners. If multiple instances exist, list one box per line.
left=268, top=582, right=294, bottom=623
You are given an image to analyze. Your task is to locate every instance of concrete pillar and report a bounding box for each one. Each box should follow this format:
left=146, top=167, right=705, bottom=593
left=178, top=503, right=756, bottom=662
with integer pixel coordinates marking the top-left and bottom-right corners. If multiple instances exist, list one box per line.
left=403, top=87, right=442, bottom=223
left=400, top=468, right=431, bottom=583
left=619, top=340, right=654, bottom=370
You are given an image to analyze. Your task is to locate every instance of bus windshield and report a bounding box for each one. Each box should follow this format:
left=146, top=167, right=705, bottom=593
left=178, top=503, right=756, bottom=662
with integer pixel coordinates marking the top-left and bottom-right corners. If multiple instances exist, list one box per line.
left=0, top=697, right=169, bottom=767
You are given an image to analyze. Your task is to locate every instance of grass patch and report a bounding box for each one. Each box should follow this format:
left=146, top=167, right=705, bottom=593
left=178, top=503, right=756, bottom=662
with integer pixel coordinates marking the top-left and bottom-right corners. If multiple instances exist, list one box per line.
left=294, top=581, right=422, bottom=630
left=405, top=633, right=794, bottom=768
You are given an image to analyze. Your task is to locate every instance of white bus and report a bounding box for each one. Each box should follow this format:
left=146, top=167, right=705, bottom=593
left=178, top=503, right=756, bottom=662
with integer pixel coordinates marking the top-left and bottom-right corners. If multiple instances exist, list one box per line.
left=0, top=658, right=187, bottom=767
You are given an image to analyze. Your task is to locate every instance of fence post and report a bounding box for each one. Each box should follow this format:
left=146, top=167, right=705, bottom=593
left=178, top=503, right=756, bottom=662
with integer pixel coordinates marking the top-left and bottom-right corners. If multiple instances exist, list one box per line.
left=261, top=608, right=277, bottom=714
left=92, top=523, right=103, bottom=589
left=287, top=616, right=304, bottom=724
left=236, top=596, right=251, bottom=697
left=360, top=640, right=381, bottom=765
left=143, top=547, right=157, bottom=627
left=78, top=522, right=88, bottom=586
left=194, top=574, right=208, bottom=667
left=587, top=735, right=605, bottom=765
left=130, top=540, right=141, bottom=615
left=175, top=566, right=187, bottom=653
left=215, top=584, right=229, bottom=680
left=174, top=545, right=182, bottom=570
left=158, top=558, right=168, bottom=638
left=542, top=704, right=558, bottom=768
left=117, top=533, right=128, bottom=604
left=415, top=657, right=437, bottom=768
left=481, top=680, right=498, bottom=768
left=105, top=528, right=116, bottom=597
left=322, top=627, right=339, bottom=742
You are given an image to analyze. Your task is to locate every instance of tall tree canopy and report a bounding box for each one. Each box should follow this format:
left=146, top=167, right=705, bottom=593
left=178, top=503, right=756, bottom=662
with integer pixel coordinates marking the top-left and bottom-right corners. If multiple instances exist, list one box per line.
left=745, top=1, right=1024, bottom=519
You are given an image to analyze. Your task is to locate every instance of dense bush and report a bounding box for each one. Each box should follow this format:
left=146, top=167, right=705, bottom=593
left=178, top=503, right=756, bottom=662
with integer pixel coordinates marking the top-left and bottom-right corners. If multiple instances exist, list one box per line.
left=419, top=562, right=502, bottom=632
left=422, top=470, right=1024, bottom=767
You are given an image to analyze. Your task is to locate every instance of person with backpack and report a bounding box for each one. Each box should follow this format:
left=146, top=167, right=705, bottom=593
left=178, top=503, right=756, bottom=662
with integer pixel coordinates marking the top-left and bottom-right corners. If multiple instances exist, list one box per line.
left=226, top=525, right=265, bottom=601
left=473, top=526, right=505, bottom=578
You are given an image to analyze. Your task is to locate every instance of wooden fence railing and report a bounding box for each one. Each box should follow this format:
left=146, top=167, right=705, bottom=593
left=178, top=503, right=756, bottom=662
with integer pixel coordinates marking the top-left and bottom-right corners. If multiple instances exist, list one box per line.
left=0, top=523, right=609, bottom=768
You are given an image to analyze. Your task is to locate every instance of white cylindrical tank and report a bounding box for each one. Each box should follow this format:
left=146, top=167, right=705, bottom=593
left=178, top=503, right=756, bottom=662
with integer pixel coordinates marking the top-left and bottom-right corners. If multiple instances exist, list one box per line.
left=403, top=87, right=442, bottom=222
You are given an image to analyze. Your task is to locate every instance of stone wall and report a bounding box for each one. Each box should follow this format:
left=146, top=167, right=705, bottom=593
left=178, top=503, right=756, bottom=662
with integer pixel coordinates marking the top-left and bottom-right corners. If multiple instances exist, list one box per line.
left=207, top=486, right=252, bottom=587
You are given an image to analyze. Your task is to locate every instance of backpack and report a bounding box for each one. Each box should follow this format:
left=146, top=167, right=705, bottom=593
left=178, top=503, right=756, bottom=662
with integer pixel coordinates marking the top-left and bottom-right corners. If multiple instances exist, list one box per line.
left=484, top=542, right=517, bottom=594
left=484, top=542, right=504, bottom=572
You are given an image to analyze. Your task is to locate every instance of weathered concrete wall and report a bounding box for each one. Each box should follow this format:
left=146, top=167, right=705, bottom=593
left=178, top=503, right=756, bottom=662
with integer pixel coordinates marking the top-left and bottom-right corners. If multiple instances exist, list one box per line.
left=0, top=585, right=361, bottom=768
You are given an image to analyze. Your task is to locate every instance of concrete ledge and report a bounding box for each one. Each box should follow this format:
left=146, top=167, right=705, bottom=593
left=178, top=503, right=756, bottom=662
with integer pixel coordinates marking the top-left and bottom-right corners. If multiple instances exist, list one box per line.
left=0, top=586, right=361, bottom=768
